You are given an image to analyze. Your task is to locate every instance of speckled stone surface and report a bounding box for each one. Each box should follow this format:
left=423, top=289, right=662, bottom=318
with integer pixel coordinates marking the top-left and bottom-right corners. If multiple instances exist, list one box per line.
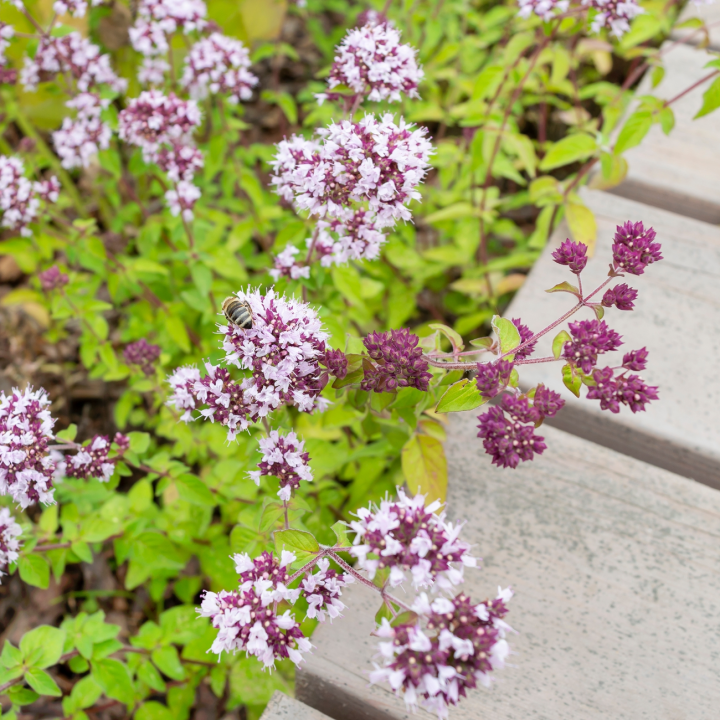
left=505, top=188, right=720, bottom=488
left=297, top=423, right=720, bottom=720
left=608, top=44, right=720, bottom=223
left=260, top=691, right=334, bottom=720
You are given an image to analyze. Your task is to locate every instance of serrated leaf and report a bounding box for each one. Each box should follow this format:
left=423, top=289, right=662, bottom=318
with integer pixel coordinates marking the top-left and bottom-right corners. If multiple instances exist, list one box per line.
left=435, top=379, right=488, bottom=413
left=539, top=134, right=597, bottom=171
left=562, top=364, right=582, bottom=398
left=25, top=668, right=62, bottom=697
left=552, top=330, right=571, bottom=359
left=18, top=555, right=50, bottom=589
left=428, top=323, right=464, bottom=352
left=274, top=529, right=320, bottom=559
left=491, top=316, right=522, bottom=360
left=545, top=281, right=580, bottom=296
left=331, top=521, right=351, bottom=548
left=401, top=434, right=447, bottom=503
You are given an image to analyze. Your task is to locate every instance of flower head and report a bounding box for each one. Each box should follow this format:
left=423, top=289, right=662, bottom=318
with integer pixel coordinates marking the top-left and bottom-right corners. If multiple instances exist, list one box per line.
left=167, top=362, right=256, bottom=442
left=52, top=94, right=112, bottom=170
left=0, top=508, right=22, bottom=581
left=321, top=22, right=423, bottom=104
left=154, top=142, right=204, bottom=182
left=532, top=384, right=564, bottom=418
left=301, top=557, right=353, bottom=622
left=66, top=433, right=128, bottom=482
left=0, top=387, right=57, bottom=507
left=220, top=288, right=330, bottom=417
left=182, top=32, right=258, bottom=104
left=584, top=0, right=644, bottom=38
left=361, top=329, right=432, bottom=393
left=475, top=360, right=514, bottom=399
left=511, top=317, right=536, bottom=360
left=586, top=366, right=658, bottom=413
left=53, top=0, right=90, bottom=17
left=270, top=114, right=433, bottom=226
left=518, top=0, right=570, bottom=21
left=322, top=349, right=348, bottom=380
left=551, top=239, right=588, bottom=274
left=38, top=265, right=69, bottom=292
left=314, top=208, right=388, bottom=265
left=601, top=283, right=638, bottom=311
left=0, top=155, right=53, bottom=237
left=269, top=244, right=310, bottom=282
left=0, top=22, right=16, bottom=83
left=622, top=347, right=648, bottom=372
left=563, top=318, right=623, bottom=374
left=477, top=395, right=546, bottom=469
left=349, top=488, right=476, bottom=590
left=248, top=429, right=313, bottom=502
left=165, top=180, right=201, bottom=222
left=123, top=339, right=161, bottom=376
left=370, top=588, right=513, bottom=718
left=611, top=221, right=662, bottom=275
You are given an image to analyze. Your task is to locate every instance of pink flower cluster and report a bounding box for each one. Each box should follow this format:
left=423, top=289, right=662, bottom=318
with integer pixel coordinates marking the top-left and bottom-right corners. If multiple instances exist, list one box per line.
left=39, top=265, right=69, bottom=291
left=123, top=339, right=162, bottom=376
left=319, top=22, right=423, bottom=104
left=130, top=0, right=207, bottom=59
left=248, top=429, right=313, bottom=502
left=301, top=558, right=353, bottom=622
left=585, top=0, right=644, bottom=38
left=52, top=94, right=112, bottom=170
left=198, top=550, right=312, bottom=668
left=167, top=362, right=257, bottom=442
left=66, top=433, right=129, bottom=482
left=182, top=32, right=258, bottom=104
left=0, top=508, right=22, bottom=582
left=314, top=208, right=388, bottom=265
left=371, top=589, right=513, bottom=718
left=517, top=0, right=569, bottom=21
left=0, top=22, right=15, bottom=84
left=349, top=489, right=476, bottom=590
left=221, top=288, right=330, bottom=416
left=0, top=387, right=58, bottom=508
left=21, top=32, right=126, bottom=94
left=53, top=0, right=98, bottom=18
left=271, top=114, right=432, bottom=226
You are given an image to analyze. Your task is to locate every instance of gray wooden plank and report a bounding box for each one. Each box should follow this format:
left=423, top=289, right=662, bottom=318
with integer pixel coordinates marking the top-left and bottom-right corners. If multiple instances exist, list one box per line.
left=506, top=188, right=720, bottom=488
left=671, top=1, right=720, bottom=50
left=297, top=422, right=720, bottom=720
left=260, top=691, right=334, bottom=720
left=608, top=44, right=720, bottom=223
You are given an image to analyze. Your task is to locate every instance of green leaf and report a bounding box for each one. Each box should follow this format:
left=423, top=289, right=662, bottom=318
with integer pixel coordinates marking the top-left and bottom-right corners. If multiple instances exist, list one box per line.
left=546, top=281, right=580, bottom=297
left=331, top=521, right=351, bottom=548
left=135, top=701, right=174, bottom=720
left=565, top=201, right=597, bottom=255
left=435, top=379, right=488, bottom=413
left=423, top=202, right=479, bottom=224
left=68, top=675, right=102, bottom=710
left=552, top=330, right=571, bottom=359
left=20, top=626, right=66, bottom=669
left=591, top=304, right=605, bottom=320
left=391, top=610, right=419, bottom=627
left=539, top=134, right=597, bottom=171
left=91, top=658, right=135, bottom=705
left=71, top=541, right=93, bottom=563
left=469, top=337, right=493, bottom=349
left=7, top=685, right=39, bottom=705
left=562, top=364, right=582, bottom=398
left=0, top=641, right=23, bottom=669
left=25, top=668, right=62, bottom=697
left=55, top=424, right=77, bottom=442
left=18, top=555, right=50, bottom=589
left=274, top=529, right=320, bottom=560
left=695, top=75, right=720, bottom=119
left=401, top=434, right=447, bottom=503
left=128, top=431, right=150, bottom=454
left=175, top=475, right=216, bottom=507
left=659, top=107, right=675, bottom=135
left=614, top=111, right=653, bottom=155
left=151, top=646, right=186, bottom=681
left=491, top=316, right=522, bottom=360
left=428, top=323, right=464, bottom=352
left=138, top=660, right=166, bottom=692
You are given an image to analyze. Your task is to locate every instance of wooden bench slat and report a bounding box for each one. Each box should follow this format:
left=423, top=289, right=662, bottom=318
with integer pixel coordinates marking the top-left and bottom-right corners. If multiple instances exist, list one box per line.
left=297, top=424, right=720, bottom=720
left=260, top=691, right=335, bottom=720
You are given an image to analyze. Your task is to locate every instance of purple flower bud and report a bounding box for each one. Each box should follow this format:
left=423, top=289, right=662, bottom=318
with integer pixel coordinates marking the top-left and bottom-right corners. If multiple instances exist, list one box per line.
left=511, top=318, right=537, bottom=360
left=123, top=339, right=161, bottom=376
left=323, top=349, right=349, bottom=380
left=612, top=221, right=662, bottom=275
left=38, top=265, right=69, bottom=292
left=533, top=384, right=564, bottom=418
left=562, top=319, right=623, bottom=374
left=551, top=239, right=588, bottom=274
left=66, top=434, right=123, bottom=482
left=113, top=432, right=130, bottom=453
left=586, top=366, right=658, bottom=414
left=475, top=360, right=514, bottom=399
left=361, top=329, right=432, bottom=393
left=622, top=347, right=648, bottom=372
left=586, top=366, right=619, bottom=413
left=477, top=396, right=545, bottom=469
left=248, top=429, right=312, bottom=502
left=601, top=283, right=638, bottom=310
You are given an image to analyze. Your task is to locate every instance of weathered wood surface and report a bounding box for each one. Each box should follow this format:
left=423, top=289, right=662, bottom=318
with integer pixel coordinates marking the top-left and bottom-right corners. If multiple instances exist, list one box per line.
left=260, top=691, right=334, bottom=720
left=297, top=422, right=720, bottom=720
left=609, top=44, right=720, bottom=224
left=506, top=189, right=720, bottom=488
left=671, top=1, right=720, bottom=50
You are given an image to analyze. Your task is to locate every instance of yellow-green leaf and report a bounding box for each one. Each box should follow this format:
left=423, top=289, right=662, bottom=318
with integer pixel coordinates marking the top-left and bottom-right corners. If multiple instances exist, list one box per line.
left=401, top=434, right=447, bottom=503
left=565, top=201, right=597, bottom=255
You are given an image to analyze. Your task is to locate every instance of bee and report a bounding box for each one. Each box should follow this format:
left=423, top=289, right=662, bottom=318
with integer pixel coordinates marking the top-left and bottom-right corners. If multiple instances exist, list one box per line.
left=222, top=297, right=253, bottom=330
